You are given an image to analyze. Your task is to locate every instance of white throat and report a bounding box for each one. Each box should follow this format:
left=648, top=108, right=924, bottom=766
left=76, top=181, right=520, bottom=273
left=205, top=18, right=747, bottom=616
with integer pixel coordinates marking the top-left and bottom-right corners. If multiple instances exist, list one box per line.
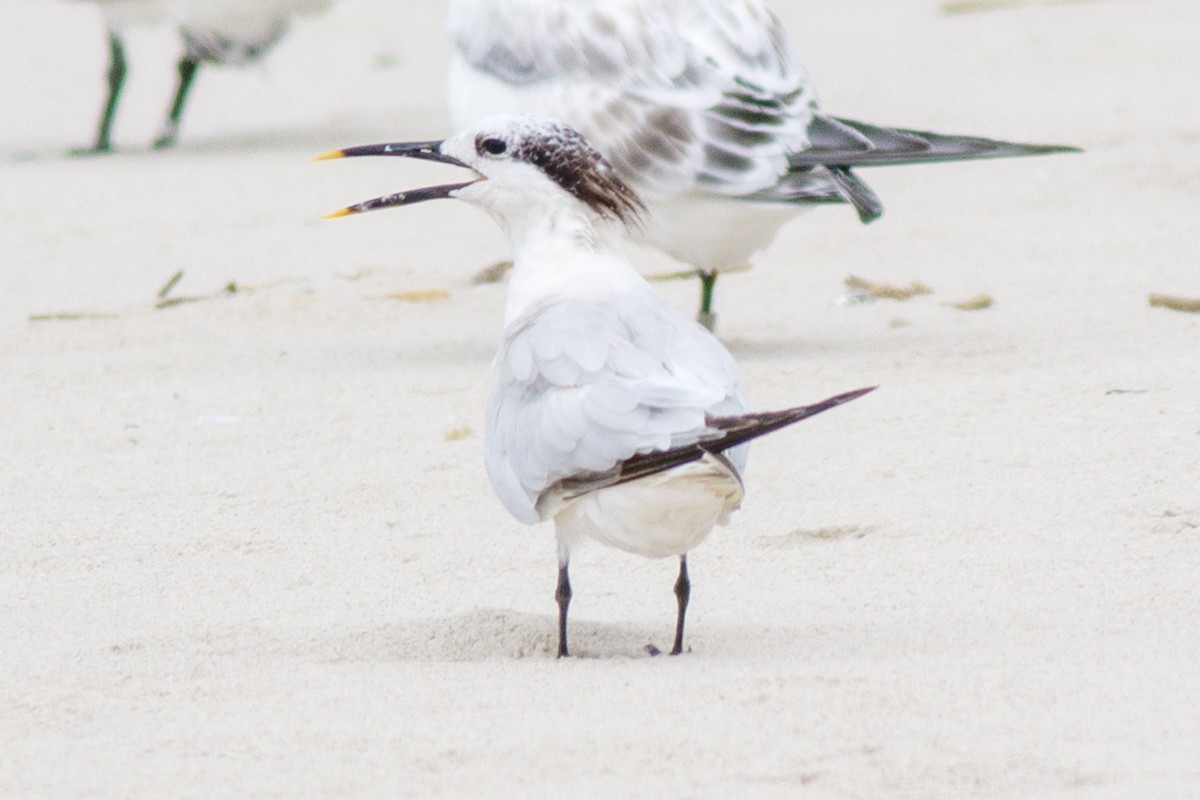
left=487, top=194, right=638, bottom=325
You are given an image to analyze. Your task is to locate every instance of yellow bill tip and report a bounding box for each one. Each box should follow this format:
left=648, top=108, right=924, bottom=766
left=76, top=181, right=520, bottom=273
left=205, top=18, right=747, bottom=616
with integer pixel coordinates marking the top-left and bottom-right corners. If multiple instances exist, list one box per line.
left=321, top=207, right=355, bottom=221
left=312, top=148, right=347, bottom=162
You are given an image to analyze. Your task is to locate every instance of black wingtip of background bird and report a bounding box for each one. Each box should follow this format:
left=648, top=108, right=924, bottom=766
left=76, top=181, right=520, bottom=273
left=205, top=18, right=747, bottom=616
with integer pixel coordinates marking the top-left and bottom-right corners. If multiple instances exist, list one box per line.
left=790, top=115, right=1081, bottom=168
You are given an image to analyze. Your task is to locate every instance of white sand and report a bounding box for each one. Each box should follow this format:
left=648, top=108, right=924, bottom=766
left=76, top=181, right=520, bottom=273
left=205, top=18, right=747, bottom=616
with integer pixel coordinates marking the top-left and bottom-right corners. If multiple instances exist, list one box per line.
left=2, top=1, right=1198, bottom=797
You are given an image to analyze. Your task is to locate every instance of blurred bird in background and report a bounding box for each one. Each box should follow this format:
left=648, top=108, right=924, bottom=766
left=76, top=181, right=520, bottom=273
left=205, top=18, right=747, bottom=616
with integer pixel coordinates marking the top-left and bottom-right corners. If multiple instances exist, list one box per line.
left=76, top=0, right=332, bottom=152
left=446, top=0, right=1078, bottom=330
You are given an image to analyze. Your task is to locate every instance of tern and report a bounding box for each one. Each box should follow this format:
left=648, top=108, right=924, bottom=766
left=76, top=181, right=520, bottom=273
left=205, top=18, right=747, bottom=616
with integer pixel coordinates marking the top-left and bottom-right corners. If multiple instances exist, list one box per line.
left=446, top=0, right=1079, bottom=329
left=76, top=0, right=331, bottom=152
left=319, top=114, right=875, bottom=657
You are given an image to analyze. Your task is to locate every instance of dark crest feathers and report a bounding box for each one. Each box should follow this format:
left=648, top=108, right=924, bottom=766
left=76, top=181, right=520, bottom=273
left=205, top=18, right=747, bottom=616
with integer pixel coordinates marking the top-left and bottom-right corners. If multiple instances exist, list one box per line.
left=506, top=122, right=645, bottom=225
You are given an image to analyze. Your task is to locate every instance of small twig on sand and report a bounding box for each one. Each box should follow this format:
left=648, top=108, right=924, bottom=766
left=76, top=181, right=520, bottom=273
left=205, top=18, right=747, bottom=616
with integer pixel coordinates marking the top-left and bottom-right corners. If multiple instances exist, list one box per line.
left=942, top=0, right=1106, bottom=14
left=28, top=311, right=120, bottom=322
left=845, top=275, right=933, bottom=301
left=375, top=288, right=451, bottom=302
left=1149, top=293, right=1200, bottom=314
left=646, top=263, right=752, bottom=282
left=947, top=294, right=994, bottom=311
left=154, top=281, right=241, bottom=310
left=156, top=269, right=185, bottom=300
left=471, top=260, right=513, bottom=284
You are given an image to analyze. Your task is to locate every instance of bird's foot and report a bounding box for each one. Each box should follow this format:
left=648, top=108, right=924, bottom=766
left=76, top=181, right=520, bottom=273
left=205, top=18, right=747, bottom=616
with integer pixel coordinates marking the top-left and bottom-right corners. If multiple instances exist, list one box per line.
left=152, top=124, right=179, bottom=150
left=645, top=643, right=691, bottom=656
left=69, top=143, right=114, bottom=157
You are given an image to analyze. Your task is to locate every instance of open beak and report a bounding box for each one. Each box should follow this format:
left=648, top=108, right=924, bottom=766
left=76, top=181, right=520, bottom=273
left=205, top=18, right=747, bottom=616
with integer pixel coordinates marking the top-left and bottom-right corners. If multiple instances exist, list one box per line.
left=315, top=140, right=480, bottom=219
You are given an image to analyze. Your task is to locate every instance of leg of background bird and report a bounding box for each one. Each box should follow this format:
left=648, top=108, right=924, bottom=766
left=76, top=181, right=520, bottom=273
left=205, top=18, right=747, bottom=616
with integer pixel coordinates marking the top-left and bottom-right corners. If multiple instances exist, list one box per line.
left=696, top=270, right=719, bottom=332
left=670, top=555, right=691, bottom=655
left=90, top=31, right=127, bottom=152
left=153, top=56, right=200, bottom=149
left=555, top=561, right=572, bottom=658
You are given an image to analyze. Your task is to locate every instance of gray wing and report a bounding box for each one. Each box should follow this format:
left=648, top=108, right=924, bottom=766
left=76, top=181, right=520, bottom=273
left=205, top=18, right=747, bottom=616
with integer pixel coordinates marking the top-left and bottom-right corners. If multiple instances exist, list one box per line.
left=171, top=0, right=332, bottom=63
left=743, top=163, right=884, bottom=223
left=792, top=115, right=1081, bottom=168
left=484, top=293, right=747, bottom=524
left=446, top=0, right=818, bottom=200
left=95, top=1, right=167, bottom=29
left=748, top=114, right=1078, bottom=222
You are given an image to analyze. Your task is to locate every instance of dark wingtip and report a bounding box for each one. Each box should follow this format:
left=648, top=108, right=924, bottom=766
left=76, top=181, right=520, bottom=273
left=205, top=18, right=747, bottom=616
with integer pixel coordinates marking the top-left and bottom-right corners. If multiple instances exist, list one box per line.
left=555, top=385, right=879, bottom=496
left=802, top=385, right=878, bottom=415
left=831, top=386, right=878, bottom=404
left=828, top=167, right=885, bottom=224
left=978, top=141, right=1083, bottom=158
left=1043, top=144, right=1084, bottom=155
left=702, top=385, right=879, bottom=456
left=800, top=116, right=1082, bottom=167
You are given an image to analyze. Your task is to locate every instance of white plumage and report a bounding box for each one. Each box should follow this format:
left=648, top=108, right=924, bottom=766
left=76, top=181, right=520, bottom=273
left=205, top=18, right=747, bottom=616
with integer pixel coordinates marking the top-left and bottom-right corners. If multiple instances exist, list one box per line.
left=320, top=113, right=873, bottom=656
left=487, top=290, right=748, bottom=530
left=446, top=0, right=1077, bottom=328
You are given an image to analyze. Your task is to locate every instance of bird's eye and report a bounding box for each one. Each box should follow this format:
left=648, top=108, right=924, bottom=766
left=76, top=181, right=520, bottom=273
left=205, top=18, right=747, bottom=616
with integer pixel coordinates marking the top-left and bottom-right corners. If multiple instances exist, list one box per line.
left=478, top=137, right=507, bottom=156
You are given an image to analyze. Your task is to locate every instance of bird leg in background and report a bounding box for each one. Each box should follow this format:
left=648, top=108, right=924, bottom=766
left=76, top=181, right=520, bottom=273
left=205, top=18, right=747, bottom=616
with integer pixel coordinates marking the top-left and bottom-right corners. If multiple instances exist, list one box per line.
left=697, top=270, right=719, bottom=332
left=153, top=57, right=200, bottom=149
left=88, top=31, right=128, bottom=152
left=555, top=562, right=572, bottom=658
left=670, top=555, right=691, bottom=655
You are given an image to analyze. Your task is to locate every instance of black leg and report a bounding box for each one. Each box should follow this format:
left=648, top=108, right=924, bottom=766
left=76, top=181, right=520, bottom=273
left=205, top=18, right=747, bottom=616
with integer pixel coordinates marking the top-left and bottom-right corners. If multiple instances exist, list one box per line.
left=696, top=270, right=718, bottom=332
left=670, top=555, right=691, bottom=656
left=555, top=562, right=572, bottom=658
left=90, top=31, right=127, bottom=152
left=153, top=56, right=200, bottom=149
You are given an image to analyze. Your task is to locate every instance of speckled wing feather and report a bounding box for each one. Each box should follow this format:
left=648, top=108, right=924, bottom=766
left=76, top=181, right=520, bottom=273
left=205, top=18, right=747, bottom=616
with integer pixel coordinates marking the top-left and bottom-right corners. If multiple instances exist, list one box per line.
left=484, top=292, right=748, bottom=524
left=89, top=0, right=167, bottom=30
left=447, top=0, right=818, bottom=201
left=169, top=0, right=332, bottom=63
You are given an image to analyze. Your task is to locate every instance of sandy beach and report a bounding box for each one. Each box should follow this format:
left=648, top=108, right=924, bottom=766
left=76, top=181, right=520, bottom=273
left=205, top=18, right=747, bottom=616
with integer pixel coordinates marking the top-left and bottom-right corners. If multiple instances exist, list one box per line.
left=2, top=0, right=1198, bottom=797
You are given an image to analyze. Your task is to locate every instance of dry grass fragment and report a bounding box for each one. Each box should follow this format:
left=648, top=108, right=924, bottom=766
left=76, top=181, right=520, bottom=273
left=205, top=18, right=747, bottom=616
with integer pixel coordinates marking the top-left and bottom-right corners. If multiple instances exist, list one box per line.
left=471, top=260, right=513, bottom=284
left=155, top=281, right=240, bottom=309
left=647, top=263, right=752, bottom=282
left=947, top=294, right=994, bottom=311
left=443, top=425, right=473, bottom=441
left=156, top=269, right=185, bottom=299
left=28, top=311, right=119, bottom=322
left=1148, top=293, right=1200, bottom=314
left=379, top=288, right=451, bottom=303
left=942, top=0, right=1106, bottom=14
left=844, top=275, right=933, bottom=301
